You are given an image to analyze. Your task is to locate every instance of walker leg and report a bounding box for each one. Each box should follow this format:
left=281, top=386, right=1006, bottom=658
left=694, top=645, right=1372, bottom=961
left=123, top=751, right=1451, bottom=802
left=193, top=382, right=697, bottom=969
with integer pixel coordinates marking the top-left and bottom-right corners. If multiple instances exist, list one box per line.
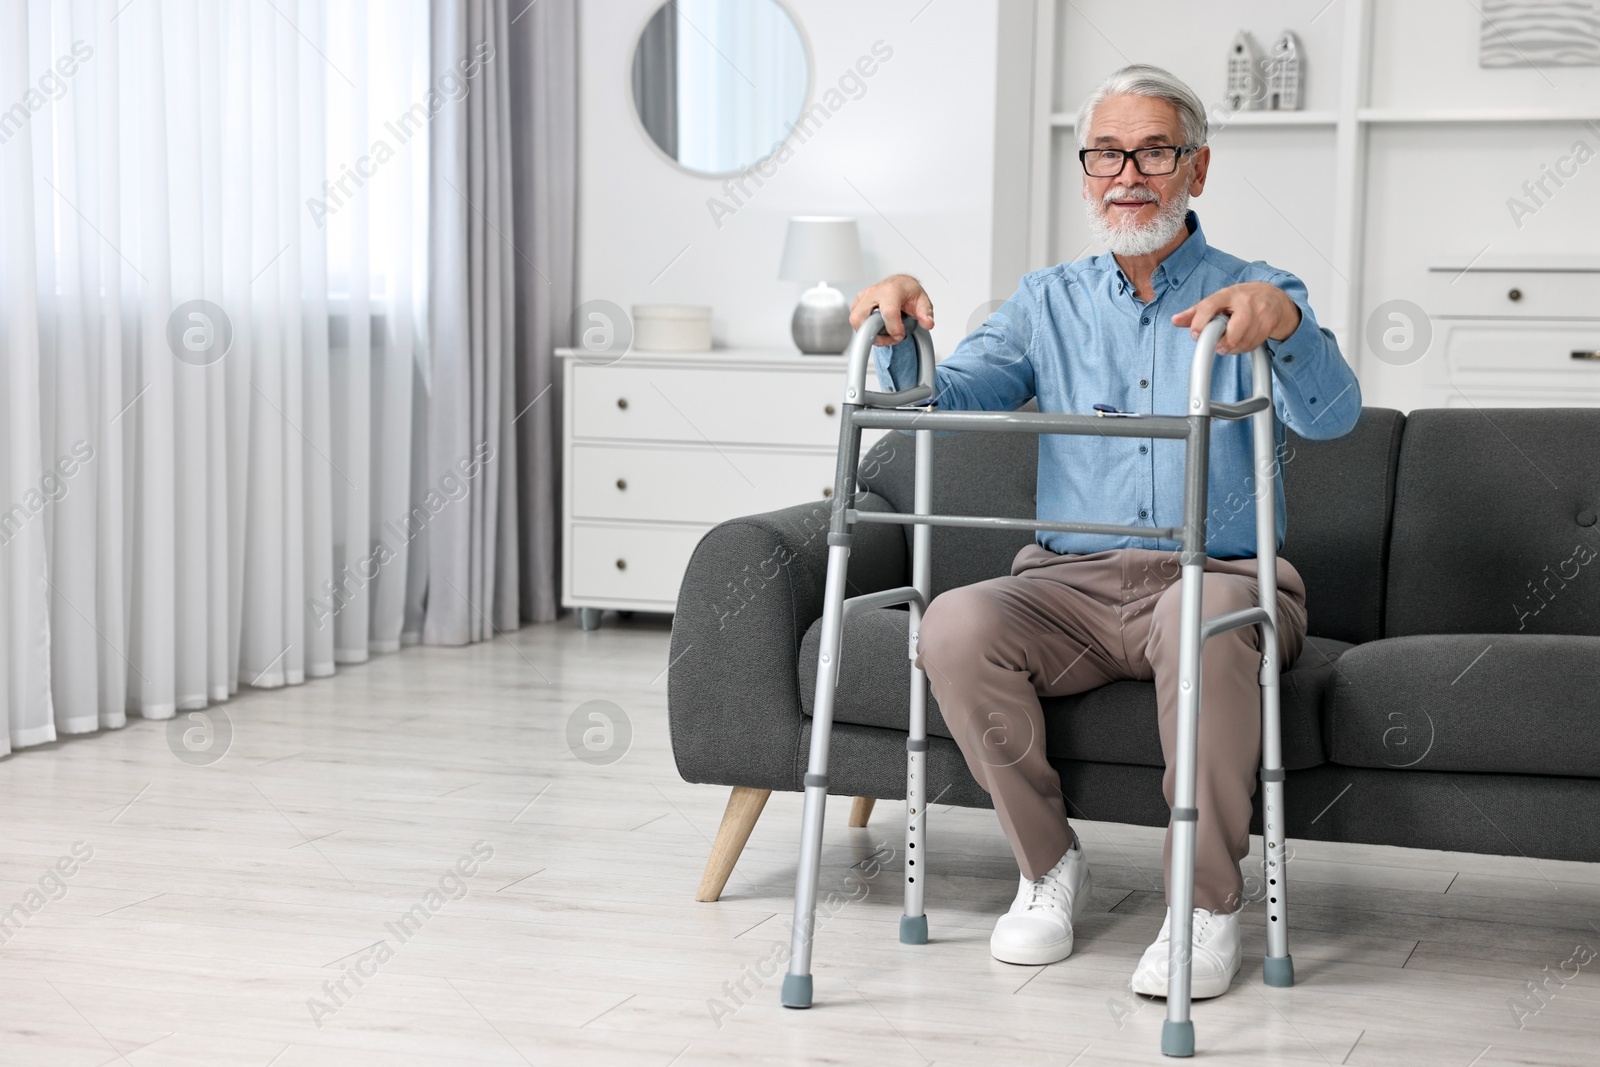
left=901, top=690, right=929, bottom=946
left=782, top=542, right=854, bottom=1008
left=901, top=426, right=933, bottom=945
left=1248, top=349, right=1293, bottom=989
left=1164, top=563, right=1205, bottom=1056
left=1261, top=761, right=1293, bottom=986
left=1259, top=670, right=1293, bottom=987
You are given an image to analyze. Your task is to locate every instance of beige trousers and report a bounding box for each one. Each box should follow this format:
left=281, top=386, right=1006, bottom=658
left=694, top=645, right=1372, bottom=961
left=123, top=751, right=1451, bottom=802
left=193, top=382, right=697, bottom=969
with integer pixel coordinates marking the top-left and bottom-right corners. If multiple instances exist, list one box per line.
left=914, top=544, right=1307, bottom=913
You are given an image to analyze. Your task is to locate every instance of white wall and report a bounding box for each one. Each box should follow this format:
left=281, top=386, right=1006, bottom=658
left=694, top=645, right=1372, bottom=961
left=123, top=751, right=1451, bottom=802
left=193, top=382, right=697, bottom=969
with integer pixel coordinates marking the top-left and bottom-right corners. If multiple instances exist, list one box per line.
left=576, top=0, right=1002, bottom=355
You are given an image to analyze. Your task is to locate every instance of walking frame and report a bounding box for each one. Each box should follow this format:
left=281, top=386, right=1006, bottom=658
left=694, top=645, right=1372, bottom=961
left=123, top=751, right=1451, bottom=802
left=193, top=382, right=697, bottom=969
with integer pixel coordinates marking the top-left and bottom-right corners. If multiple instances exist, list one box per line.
left=780, top=310, right=1295, bottom=1058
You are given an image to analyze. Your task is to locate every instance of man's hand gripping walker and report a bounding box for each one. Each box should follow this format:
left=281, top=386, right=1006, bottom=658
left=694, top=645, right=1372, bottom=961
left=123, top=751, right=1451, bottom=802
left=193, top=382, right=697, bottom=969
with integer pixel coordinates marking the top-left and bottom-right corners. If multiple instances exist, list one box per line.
left=779, top=311, right=1295, bottom=1058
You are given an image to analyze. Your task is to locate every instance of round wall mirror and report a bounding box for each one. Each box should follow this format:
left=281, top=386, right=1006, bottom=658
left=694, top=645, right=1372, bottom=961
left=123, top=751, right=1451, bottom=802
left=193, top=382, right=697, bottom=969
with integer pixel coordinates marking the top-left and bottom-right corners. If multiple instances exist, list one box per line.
left=630, top=0, right=810, bottom=176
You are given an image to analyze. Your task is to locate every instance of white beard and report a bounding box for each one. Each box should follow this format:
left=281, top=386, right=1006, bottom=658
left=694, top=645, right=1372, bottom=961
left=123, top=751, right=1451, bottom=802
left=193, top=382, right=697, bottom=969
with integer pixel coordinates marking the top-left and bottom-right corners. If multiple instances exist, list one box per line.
left=1083, top=185, right=1190, bottom=257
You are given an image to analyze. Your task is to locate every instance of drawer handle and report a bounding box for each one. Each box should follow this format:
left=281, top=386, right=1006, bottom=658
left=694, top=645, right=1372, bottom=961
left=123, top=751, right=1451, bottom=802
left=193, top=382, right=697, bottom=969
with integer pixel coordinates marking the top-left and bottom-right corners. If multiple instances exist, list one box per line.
left=616, top=397, right=629, bottom=410
left=822, top=486, right=833, bottom=498
left=1507, top=288, right=1523, bottom=302
left=616, top=478, right=628, bottom=490
left=824, top=404, right=836, bottom=416
left=615, top=558, right=627, bottom=570
left=1573, top=350, right=1600, bottom=361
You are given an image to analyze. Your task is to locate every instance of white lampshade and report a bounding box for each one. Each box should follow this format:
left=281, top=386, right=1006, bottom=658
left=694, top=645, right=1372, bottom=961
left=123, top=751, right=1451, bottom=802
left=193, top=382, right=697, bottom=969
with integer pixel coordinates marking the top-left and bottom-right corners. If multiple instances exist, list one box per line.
left=778, top=216, right=865, bottom=283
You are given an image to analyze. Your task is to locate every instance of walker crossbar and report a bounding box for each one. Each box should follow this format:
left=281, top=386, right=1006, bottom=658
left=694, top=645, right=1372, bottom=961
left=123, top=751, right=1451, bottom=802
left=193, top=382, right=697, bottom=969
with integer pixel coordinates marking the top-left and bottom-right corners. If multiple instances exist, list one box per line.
left=851, top=407, right=1193, bottom=439
left=780, top=310, right=1294, bottom=1060
left=850, top=510, right=1184, bottom=542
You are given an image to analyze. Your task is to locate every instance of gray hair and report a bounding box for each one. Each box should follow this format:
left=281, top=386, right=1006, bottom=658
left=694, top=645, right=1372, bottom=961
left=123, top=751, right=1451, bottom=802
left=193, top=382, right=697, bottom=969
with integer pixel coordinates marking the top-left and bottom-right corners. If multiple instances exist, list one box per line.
left=1076, top=64, right=1208, bottom=149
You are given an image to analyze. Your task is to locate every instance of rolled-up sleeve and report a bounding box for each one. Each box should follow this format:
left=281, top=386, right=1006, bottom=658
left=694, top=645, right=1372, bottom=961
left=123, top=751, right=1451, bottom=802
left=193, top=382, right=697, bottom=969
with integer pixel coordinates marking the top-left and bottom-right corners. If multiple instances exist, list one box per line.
left=1257, top=269, right=1361, bottom=440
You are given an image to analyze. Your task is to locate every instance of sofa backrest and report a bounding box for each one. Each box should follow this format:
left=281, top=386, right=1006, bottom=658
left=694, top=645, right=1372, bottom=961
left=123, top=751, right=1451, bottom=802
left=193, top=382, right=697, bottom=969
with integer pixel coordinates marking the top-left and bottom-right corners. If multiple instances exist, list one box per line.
left=1385, top=408, right=1600, bottom=637
left=856, top=404, right=1406, bottom=642
left=856, top=405, right=1039, bottom=601
left=1280, top=408, right=1406, bottom=644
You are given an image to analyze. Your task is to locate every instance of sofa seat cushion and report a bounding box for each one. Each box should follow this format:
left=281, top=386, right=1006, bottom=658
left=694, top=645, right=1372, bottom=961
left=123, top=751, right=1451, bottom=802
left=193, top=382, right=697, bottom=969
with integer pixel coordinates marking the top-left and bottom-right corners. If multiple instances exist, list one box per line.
left=798, top=606, right=1345, bottom=770
left=1326, top=634, right=1600, bottom=777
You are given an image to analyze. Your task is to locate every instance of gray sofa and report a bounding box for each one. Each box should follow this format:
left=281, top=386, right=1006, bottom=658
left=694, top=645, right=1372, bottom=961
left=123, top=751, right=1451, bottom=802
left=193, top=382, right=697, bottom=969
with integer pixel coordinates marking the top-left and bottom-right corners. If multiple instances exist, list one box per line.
left=667, top=406, right=1600, bottom=899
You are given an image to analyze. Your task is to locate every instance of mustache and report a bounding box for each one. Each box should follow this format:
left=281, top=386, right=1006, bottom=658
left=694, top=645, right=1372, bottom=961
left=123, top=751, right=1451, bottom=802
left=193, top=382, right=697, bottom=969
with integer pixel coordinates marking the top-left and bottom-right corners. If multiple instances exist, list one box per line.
left=1101, top=186, right=1160, bottom=205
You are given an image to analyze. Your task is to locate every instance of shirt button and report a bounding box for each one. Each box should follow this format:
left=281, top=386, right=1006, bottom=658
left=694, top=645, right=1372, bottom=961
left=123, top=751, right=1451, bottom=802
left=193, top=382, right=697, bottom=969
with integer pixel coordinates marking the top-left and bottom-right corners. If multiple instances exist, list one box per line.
left=1139, top=445, right=1148, bottom=454
left=1284, top=354, right=1295, bottom=363
left=1139, top=378, right=1149, bottom=388
left=1139, top=508, right=1149, bottom=519
left=1141, top=316, right=1150, bottom=325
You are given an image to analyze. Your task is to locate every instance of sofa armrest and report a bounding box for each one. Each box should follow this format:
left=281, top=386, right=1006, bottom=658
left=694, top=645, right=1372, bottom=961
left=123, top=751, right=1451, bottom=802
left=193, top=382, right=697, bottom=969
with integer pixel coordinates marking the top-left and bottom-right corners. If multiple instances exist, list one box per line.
left=668, top=491, right=908, bottom=791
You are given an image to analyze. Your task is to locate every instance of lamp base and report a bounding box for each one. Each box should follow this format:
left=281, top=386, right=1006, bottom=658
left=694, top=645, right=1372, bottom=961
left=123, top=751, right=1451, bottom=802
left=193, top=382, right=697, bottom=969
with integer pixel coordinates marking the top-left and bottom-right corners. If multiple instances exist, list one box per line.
left=791, top=283, right=853, bottom=355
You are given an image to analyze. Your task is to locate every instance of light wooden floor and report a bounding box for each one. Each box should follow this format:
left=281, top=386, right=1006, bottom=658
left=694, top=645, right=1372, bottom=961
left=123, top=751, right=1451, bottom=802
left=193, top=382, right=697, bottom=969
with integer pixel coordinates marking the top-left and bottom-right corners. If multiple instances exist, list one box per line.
left=3, top=611, right=1598, bottom=1066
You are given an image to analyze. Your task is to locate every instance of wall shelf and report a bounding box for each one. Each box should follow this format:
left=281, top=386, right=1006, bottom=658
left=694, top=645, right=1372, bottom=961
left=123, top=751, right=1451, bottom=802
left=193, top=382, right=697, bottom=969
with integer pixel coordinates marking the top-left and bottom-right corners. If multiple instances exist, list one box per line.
left=1054, top=108, right=1600, bottom=130
left=1360, top=108, right=1600, bottom=124
left=1051, top=110, right=1338, bottom=128
left=1427, top=255, right=1600, bottom=273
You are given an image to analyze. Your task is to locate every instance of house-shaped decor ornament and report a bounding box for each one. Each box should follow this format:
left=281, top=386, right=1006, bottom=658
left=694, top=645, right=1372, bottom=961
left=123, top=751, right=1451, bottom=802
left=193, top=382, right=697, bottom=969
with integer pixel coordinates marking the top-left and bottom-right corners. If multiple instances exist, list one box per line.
left=1224, top=30, right=1263, bottom=111
left=1265, top=31, right=1302, bottom=110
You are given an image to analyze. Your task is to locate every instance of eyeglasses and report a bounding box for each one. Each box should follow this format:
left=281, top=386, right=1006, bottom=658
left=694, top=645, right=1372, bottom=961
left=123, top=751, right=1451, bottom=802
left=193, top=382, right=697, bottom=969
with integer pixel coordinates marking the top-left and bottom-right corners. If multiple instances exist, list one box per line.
left=1078, top=144, right=1198, bottom=178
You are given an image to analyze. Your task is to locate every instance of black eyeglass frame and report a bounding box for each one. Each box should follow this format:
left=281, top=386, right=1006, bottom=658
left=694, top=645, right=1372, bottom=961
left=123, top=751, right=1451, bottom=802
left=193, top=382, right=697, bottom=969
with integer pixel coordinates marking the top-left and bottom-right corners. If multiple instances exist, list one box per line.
left=1077, top=144, right=1200, bottom=177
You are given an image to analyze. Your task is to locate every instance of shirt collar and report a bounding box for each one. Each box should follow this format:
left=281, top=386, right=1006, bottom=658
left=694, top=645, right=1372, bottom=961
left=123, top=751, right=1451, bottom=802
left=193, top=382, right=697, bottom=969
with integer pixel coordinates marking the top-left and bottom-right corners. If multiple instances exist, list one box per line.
left=1103, top=210, right=1207, bottom=297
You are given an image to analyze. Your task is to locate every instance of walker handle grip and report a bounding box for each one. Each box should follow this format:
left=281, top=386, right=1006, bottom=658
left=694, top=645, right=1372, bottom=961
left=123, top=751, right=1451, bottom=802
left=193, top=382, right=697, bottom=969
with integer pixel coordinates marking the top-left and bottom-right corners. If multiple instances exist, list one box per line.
left=842, top=310, right=936, bottom=408
left=1187, top=312, right=1272, bottom=418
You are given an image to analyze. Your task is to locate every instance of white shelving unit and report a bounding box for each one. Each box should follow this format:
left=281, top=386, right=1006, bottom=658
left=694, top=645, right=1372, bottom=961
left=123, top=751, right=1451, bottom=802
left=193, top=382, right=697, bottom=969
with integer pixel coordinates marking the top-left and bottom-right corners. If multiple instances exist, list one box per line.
left=1050, top=111, right=1339, bottom=127
left=1021, top=0, right=1600, bottom=411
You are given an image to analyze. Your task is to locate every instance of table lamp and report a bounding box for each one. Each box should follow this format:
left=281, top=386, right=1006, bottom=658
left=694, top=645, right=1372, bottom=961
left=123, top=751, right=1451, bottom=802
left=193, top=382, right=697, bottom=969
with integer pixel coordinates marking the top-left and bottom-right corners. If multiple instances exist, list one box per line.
left=779, top=216, right=866, bottom=355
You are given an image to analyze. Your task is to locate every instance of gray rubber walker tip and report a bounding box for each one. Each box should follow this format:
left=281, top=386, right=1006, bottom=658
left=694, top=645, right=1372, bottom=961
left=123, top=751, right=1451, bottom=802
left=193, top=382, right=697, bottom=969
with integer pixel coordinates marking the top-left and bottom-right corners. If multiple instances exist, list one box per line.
left=780, top=973, right=812, bottom=1008
left=1264, top=954, right=1295, bottom=987
left=1162, top=1020, right=1195, bottom=1057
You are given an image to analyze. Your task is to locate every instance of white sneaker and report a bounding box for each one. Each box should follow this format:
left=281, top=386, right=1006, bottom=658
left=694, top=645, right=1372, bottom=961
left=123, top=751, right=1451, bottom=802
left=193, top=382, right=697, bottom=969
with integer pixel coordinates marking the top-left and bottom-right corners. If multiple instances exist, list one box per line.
left=989, top=836, right=1092, bottom=965
left=1130, top=907, right=1242, bottom=999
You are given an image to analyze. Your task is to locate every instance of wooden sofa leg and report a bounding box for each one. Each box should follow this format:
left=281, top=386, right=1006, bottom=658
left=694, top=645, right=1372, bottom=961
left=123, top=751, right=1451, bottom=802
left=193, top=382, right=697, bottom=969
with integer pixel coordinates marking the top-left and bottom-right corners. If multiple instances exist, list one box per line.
left=697, top=786, right=771, bottom=902
left=848, top=796, right=875, bottom=827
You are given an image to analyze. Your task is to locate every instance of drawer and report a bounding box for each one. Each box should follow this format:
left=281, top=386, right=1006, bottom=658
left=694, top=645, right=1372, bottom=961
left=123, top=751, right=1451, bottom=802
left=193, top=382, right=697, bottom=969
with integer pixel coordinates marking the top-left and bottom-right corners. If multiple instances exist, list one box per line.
left=1422, top=269, right=1600, bottom=319
left=572, top=445, right=835, bottom=523
left=571, top=364, right=845, bottom=446
left=569, top=523, right=708, bottom=605
left=1424, top=320, right=1600, bottom=399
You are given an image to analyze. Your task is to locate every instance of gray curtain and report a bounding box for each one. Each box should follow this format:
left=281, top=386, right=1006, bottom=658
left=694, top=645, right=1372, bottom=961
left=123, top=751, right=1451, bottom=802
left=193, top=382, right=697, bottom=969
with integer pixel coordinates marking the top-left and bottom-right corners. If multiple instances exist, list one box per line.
left=427, top=0, right=522, bottom=642
left=631, top=1, right=678, bottom=159
left=509, top=0, right=577, bottom=623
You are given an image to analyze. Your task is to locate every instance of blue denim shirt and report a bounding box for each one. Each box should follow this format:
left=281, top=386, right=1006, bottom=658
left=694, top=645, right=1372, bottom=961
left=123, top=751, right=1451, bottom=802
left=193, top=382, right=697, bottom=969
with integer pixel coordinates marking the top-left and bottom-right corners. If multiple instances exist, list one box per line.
left=873, top=212, right=1360, bottom=558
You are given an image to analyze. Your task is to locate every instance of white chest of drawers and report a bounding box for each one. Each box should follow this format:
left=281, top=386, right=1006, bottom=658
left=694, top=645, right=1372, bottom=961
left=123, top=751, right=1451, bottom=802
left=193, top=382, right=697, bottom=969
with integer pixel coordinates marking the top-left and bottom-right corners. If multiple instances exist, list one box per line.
left=1417, top=259, right=1600, bottom=408
left=558, top=347, right=886, bottom=629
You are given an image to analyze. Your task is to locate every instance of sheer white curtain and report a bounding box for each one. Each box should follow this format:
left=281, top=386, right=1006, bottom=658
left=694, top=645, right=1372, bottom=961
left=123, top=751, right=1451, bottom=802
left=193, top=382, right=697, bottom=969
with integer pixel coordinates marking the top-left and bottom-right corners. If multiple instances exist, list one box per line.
left=0, top=0, right=435, bottom=754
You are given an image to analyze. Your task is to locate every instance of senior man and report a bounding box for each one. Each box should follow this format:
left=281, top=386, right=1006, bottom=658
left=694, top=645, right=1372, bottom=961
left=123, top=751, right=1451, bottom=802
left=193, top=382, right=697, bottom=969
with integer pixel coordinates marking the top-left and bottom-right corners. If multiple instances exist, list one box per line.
left=852, top=64, right=1359, bottom=999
